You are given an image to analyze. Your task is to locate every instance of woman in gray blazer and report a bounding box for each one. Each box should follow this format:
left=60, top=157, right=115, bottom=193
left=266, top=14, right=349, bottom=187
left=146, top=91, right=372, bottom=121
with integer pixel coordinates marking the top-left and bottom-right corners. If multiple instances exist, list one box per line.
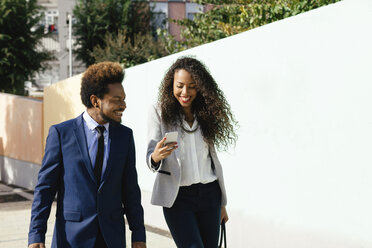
left=146, top=57, right=237, bottom=248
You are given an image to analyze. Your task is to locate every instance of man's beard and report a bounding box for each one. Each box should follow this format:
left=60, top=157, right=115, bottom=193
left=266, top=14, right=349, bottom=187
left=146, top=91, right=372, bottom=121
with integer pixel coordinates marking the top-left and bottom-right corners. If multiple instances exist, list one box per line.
left=99, top=111, right=121, bottom=126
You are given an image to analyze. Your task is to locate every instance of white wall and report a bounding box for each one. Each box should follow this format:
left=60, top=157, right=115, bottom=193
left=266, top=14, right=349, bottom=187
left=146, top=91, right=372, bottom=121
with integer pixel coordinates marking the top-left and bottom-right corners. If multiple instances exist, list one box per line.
left=122, top=0, right=372, bottom=247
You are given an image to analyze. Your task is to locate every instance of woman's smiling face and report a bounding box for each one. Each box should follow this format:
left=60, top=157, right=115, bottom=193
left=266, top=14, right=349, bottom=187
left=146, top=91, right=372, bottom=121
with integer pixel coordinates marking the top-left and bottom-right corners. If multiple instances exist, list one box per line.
left=173, top=69, right=197, bottom=111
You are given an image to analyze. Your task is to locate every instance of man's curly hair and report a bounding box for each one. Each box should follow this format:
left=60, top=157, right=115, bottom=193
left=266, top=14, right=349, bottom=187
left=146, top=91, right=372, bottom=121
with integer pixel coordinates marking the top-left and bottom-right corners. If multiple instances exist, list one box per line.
left=159, top=56, right=237, bottom=150
left=81, top=61, right=124, bottom=108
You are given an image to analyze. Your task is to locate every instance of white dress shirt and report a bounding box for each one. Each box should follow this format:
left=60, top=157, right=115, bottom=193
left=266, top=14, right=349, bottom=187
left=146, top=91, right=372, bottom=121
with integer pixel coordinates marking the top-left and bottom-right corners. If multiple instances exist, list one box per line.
left=83, top=111, right=110, bottom=179
left=179, top=118, right=217, bottom=186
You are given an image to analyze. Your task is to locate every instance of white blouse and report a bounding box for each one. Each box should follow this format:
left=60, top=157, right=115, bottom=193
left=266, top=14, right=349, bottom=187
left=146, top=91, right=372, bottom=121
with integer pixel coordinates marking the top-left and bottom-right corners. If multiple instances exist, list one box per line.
left=179, top=118, right=217, bottom=186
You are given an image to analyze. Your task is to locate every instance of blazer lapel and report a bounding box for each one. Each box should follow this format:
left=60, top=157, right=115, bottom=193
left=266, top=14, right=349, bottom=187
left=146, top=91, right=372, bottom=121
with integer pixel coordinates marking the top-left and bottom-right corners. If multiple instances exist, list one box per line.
left=73, top=114, right=97, bottom=184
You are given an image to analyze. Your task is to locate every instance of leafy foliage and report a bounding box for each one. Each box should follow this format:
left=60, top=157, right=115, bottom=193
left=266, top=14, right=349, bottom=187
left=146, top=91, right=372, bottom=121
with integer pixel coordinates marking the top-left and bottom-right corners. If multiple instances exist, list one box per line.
left=73, top=0, right=151, bottom=66
left=164, top=0, right=341, bottom=49
left=91, top=30, right=170, bottom=68
left=155, top=28, right=184, bottom=55
left=0, top=0, right=53, bottom=95
left=77, top=0, right=341, bottom=68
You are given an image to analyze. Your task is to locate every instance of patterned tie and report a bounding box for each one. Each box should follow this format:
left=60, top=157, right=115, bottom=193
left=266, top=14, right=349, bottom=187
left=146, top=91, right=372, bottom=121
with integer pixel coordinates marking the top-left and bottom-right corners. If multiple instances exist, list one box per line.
left=94, top=126, right=105, bottom=185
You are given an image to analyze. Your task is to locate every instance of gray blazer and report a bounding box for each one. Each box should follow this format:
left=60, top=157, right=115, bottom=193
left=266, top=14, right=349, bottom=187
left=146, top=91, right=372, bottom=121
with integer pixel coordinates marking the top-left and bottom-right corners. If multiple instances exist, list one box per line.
left=146, top=105, right=227, bottom=208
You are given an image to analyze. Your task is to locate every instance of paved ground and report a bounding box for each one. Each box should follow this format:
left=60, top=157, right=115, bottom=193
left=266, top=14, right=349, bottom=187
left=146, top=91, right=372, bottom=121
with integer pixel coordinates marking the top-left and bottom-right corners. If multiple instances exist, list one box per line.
left=0, top=182, right=176, bottom=248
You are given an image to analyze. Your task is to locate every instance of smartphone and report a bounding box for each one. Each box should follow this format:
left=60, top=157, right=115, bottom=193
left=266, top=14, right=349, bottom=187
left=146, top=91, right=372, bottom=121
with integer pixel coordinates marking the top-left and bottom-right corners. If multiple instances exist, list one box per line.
left=164, top=131, right=178, bottom=145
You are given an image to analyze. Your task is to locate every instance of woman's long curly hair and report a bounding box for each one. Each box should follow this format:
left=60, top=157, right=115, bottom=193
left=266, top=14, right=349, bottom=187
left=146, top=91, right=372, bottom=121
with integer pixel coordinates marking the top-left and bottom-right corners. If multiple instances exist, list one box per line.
left=158, top=57, right=237, bottom=150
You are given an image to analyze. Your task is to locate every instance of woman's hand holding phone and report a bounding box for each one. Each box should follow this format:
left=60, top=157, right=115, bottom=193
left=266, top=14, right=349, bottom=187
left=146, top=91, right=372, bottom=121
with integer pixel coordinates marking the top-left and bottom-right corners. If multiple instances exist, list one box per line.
left=151, top=133, right=178, bottom=163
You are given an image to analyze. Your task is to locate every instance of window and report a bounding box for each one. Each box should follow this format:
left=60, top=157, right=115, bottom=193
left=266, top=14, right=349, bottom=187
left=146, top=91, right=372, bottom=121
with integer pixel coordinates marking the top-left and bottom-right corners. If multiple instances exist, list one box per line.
left=187, top=13, right=195, bottom=20
left=150, top=2, right=168, bottom=30
left=152, top=12, right=167, bottom=30
left=186, top=3, right=203, bottom=20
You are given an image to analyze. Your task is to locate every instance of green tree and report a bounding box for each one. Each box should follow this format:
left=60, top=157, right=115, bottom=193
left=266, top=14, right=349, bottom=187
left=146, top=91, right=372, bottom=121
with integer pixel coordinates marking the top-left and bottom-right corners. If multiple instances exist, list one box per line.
left=73, top=0, right=151, bottom=66
left=91, top=29, right=170, bottom=68
left=0, top=0, right=53, bottom=95
left=162, top=0, right=341, bottom=49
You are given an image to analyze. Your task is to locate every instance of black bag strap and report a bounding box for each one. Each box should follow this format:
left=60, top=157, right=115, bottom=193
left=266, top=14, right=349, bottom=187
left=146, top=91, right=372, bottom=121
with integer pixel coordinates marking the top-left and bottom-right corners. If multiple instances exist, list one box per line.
left=218, top=220, right=227, bottom=248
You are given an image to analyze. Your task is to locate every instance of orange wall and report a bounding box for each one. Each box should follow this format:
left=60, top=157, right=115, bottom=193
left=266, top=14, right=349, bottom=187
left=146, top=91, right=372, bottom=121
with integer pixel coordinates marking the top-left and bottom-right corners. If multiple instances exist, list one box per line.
left=43, top=73, right=85, bottom=147
left=0, top=93, right=43, bottom=164
left=0, top=74, right=84, bottom=164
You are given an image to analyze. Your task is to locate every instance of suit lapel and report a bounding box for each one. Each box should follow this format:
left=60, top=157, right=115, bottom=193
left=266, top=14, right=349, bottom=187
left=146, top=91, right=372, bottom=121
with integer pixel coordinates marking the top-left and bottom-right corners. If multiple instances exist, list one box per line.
left=73, top=115, right=97, bottom=184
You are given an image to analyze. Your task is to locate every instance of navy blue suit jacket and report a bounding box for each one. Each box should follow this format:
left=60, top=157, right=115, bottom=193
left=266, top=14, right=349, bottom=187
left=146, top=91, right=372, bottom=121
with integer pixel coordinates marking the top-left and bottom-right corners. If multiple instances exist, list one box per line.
left=28, top=114, right=145, bottom=247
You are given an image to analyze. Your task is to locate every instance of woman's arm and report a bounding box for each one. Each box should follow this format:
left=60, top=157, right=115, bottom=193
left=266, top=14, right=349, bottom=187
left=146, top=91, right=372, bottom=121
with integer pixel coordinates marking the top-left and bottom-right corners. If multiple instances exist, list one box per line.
left=146, top=105, right=163, bottom=171
left=146, top=105, right=177, bottom=171
left=221, top=206, right=229, bottom=223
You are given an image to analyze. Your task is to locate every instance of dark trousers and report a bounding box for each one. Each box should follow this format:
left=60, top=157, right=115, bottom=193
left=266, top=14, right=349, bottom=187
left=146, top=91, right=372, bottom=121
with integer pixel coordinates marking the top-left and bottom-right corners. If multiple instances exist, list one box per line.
left=163, top=180, right=222, bottom=248
left=94, top=228, right=108, bottom=248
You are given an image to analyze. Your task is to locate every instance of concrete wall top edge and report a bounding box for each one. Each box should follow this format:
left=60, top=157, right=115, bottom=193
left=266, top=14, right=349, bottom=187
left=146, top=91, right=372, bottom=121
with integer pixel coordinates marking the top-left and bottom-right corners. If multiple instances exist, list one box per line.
left=0, top=92, right=43, bottom=102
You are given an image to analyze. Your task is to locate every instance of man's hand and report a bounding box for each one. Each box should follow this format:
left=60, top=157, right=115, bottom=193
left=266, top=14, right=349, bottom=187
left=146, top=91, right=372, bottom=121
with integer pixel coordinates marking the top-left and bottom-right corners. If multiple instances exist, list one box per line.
left=28, top=243, right=45, bottom=248
left=132, top=241, right=146, bottom=248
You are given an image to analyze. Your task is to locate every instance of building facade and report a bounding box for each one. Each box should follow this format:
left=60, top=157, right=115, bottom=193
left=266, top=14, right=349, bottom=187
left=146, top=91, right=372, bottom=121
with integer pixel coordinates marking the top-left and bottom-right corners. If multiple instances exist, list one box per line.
left=36, top=0, right=208, bottom=86
left=150, top=0, right=204, bottom=40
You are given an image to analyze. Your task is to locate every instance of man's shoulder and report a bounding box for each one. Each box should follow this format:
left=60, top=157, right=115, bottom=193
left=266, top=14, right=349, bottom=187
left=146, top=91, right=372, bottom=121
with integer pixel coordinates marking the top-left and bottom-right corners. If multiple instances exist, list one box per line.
left=51, top=115, right=81, bottom=131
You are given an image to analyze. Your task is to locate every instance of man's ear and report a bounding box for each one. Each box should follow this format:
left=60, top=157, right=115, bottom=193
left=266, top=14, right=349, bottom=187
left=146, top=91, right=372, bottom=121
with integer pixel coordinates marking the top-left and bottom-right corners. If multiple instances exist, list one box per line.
left=90, top=95, right=100, bottom=109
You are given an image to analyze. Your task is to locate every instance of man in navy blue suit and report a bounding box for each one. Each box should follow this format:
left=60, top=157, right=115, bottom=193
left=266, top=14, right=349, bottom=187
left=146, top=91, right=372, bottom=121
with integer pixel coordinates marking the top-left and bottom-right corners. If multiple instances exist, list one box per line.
left=28, top=62, right=146, bottom=248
